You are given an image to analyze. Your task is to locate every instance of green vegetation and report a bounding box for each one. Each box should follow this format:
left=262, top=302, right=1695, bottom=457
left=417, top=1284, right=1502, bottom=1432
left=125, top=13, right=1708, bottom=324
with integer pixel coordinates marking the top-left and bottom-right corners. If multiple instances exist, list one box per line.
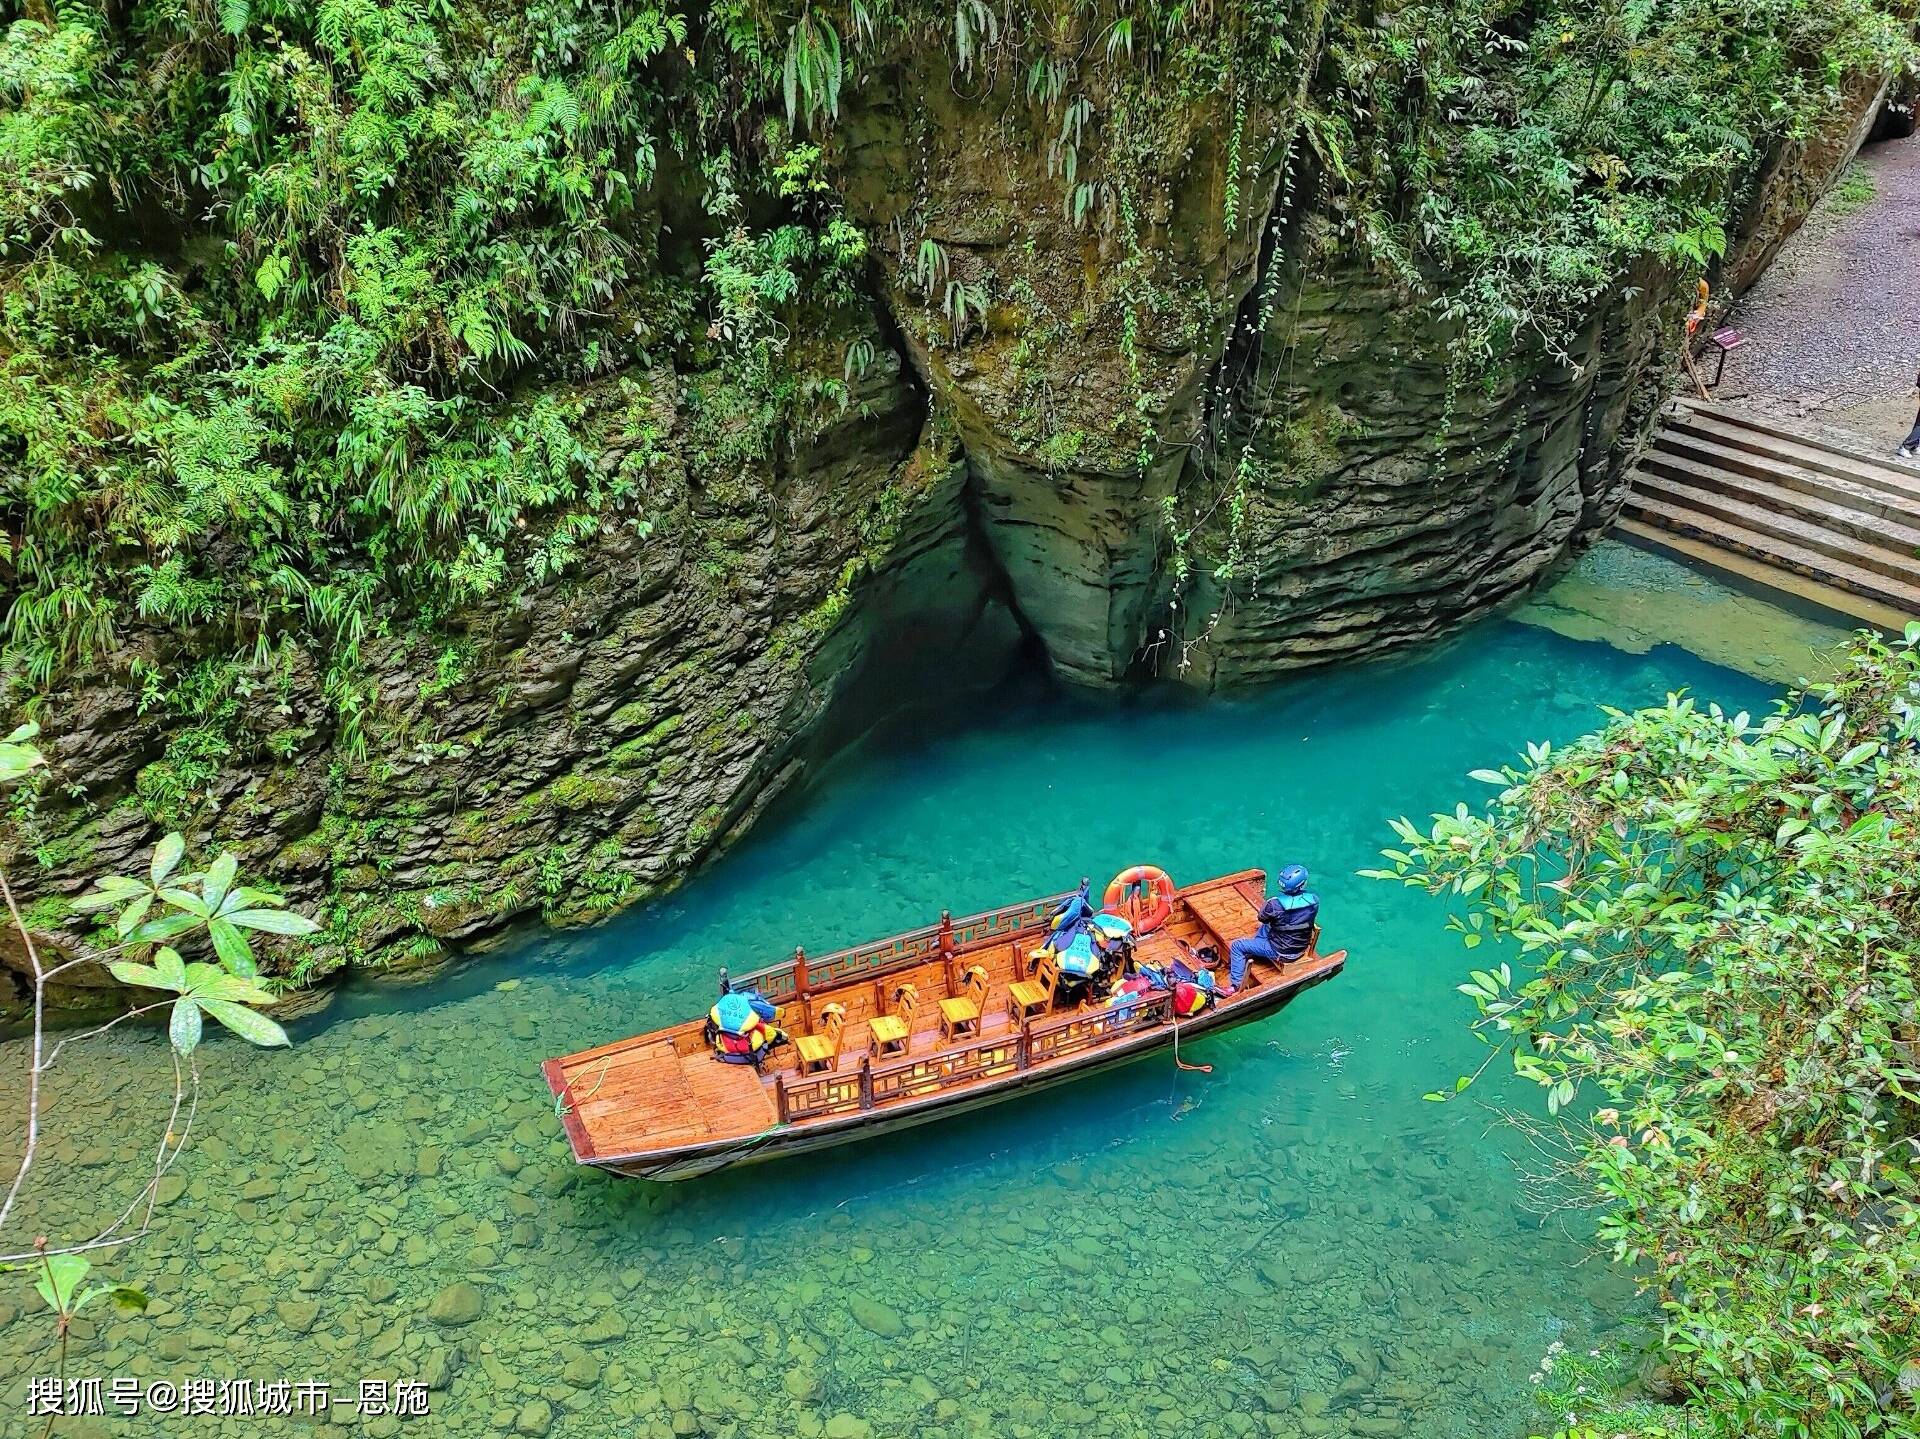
left=1369, top=632, right=1920, bottom=1438
left=7, top=0, right=1899, bottom=730
left=0, top=0, right=879, bottom=752
left=1313, top=0, right=1906, bottom=365
left=0, top=723, right=318, bottom=1414
left=0, top=0, right=1906, bottom=960
left=1825, top=160, right=1880, bottom=217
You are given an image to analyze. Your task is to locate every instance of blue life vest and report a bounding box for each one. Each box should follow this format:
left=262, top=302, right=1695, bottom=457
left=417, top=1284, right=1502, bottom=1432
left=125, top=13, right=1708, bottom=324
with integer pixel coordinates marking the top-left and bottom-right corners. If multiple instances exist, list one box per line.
left=1261, top=892, right=1319, bottom=959
left=1057, top=927, right=1100, bottom=978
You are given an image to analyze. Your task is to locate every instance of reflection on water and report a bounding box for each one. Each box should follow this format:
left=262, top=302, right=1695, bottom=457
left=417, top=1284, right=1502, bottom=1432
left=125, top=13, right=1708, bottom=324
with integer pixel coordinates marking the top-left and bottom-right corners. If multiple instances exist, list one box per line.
left=0, top=616, right=1772, bottom=1438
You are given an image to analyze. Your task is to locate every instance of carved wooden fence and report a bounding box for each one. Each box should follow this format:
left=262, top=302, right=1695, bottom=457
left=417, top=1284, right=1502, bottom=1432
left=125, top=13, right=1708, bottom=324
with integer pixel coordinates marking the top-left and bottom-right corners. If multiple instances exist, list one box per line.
left=734, top=891, right=1070, bottom=1005
left=773, top=989, right=1175, bottom=1123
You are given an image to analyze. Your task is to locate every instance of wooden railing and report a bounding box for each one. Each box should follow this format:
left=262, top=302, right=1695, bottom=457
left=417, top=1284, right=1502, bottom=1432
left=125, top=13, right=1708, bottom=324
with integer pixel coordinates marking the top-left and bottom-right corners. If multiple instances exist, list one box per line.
left=777, top=1065, right=866, bottom=1122
left=869, top=1033, right=1023, bottom=1104
left=772, top=990, right=1174, bottom=1123
left=735, top=890, right=1071, bottom=1004
left=1027, top=990, right=1171, bottom=1064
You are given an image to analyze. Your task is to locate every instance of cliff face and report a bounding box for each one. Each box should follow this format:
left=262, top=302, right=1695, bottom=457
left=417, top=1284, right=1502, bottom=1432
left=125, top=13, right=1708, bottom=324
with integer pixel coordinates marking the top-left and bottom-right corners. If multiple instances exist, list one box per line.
left=837, top=56, right=1293, bottom=685
left=7, top=345, right=1024, bottom=1013
left=1162, top=249, right=1670, bottom=685
left=0, top=52, right=1883, bottom=1013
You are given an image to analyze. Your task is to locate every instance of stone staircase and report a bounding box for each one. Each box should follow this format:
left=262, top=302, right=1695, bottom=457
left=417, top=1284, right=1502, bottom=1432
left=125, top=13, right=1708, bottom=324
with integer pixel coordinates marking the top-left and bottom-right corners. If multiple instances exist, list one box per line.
left=1621, top=399, right=1920, bottom=625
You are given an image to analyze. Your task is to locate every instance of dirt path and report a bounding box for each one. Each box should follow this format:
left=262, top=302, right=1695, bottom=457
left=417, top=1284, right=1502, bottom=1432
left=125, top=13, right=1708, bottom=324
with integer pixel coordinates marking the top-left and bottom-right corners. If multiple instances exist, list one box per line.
left=1723, top=132, right=1920, bottom=450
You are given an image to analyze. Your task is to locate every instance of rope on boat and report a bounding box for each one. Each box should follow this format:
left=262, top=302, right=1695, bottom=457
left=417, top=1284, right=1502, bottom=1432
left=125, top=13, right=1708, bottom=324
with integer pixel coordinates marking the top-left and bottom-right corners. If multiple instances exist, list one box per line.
left=1166, top=937, right=1215, bottom=1074
left=719, top=1121, right=791, bottom=1166
left=1170, top=1007, right=1213, bottom=1074
left=554, top=1058, right=612, bottom=1119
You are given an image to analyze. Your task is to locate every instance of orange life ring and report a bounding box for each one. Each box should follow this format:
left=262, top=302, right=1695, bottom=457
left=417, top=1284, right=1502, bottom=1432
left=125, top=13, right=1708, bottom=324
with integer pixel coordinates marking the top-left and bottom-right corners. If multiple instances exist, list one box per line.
left=1102, top=865, right=1175, bottom=935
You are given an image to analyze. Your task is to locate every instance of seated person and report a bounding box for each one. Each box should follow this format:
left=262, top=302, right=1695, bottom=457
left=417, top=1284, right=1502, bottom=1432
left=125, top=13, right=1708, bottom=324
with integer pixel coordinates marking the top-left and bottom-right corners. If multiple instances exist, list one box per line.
left=1224, top=864, right=1319, bottom=995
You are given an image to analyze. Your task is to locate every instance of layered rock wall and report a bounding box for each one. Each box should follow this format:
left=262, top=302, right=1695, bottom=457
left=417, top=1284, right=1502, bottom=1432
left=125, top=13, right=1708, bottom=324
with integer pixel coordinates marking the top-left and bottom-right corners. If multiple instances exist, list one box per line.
left=1, top=58, right=1887, bottom=1012
left=7, top=348, right=1023, bottom=1011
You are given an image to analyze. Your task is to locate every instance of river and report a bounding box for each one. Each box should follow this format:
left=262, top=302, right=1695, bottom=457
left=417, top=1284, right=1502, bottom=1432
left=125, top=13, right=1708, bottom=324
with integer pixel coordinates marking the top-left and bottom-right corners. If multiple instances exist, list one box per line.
left=0, top=543, right=1848, bottom=1438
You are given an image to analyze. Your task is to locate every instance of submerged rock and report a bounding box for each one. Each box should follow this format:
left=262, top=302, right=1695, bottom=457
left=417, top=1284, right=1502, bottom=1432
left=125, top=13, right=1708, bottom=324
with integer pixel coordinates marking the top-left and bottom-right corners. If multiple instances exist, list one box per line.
left=848, top=1295, right=905, bottom=1338
left=426, top=1282, right=484, bottom=1327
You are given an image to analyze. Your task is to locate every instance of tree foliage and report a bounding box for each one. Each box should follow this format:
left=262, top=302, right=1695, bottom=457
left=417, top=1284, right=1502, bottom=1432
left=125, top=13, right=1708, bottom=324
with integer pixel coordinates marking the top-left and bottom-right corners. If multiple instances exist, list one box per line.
left=1368, top=632, right=1920, bottom=1437
left=0, top=0, right=1904, bottom=744
left=1312, top=0, right=1908, bottom=363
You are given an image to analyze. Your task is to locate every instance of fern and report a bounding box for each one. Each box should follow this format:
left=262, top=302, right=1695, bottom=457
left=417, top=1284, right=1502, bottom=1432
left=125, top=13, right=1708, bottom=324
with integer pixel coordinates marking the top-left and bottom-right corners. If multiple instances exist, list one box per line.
left=952, top=0, right=998, bottom=76
left=913, top=237, right=948, bottom=294
left=783, top=9, right=843, bottom=131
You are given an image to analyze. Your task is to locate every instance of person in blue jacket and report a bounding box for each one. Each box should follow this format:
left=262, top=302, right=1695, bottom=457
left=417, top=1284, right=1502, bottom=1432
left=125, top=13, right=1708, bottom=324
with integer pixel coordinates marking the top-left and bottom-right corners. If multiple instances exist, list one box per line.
left=1224, top=864, right=1319, bottom=994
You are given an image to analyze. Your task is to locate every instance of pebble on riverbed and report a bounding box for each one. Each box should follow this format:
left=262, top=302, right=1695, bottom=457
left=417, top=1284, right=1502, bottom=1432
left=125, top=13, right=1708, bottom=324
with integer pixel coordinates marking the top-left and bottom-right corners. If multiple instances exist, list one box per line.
left=0, top=929, right=1645, bottom=1439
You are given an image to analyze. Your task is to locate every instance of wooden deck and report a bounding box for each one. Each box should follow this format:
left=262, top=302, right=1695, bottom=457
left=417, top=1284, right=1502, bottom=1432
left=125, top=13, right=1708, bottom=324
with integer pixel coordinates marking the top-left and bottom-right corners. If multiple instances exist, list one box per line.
left=546, top=870, right=1334, bottom=1171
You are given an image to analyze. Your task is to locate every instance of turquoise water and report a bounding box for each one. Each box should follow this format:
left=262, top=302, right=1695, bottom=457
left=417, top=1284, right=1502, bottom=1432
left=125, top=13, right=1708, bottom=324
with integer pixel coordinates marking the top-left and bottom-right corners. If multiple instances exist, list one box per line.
left=1, top=616, right=1774, bottom=1439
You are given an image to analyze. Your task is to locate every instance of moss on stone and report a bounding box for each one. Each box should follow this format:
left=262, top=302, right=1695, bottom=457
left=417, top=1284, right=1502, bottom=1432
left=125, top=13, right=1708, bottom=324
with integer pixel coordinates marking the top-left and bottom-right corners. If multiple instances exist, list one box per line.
left=541, top=770, right=623, bottom=811
left=606, top=713, right=685, bottom=772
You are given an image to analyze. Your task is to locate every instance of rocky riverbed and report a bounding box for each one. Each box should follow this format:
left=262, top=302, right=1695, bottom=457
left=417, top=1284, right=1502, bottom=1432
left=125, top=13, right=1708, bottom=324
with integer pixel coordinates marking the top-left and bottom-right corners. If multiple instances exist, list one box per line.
left=0, top=611, right=1784, bottom=1438
left=4, top=983, right=1638, bottom=1439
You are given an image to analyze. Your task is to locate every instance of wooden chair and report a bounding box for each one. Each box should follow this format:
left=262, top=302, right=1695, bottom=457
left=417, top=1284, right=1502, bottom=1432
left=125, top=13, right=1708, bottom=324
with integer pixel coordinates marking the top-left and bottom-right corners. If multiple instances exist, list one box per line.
left=939, top=965, right=989, bottom=1043
left=1007, top=953, right=1059, bottom=1025
left=868, top=983, right=918, bottom=1059
left=793, top=1002, right=847, bottom=1074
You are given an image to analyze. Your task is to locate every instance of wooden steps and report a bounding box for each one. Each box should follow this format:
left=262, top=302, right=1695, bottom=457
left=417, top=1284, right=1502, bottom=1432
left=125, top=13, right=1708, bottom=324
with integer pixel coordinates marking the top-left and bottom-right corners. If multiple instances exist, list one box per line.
left=1623, top=400, right=1920, bottom=624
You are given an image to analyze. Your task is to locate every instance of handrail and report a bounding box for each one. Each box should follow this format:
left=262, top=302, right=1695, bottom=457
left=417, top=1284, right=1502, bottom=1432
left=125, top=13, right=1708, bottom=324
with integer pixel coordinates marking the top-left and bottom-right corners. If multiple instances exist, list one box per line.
left=753, top=869, right=1273, bottom=1124
left=1028, top=991, right=1172, bottom=1065
left=731, top=889, right=1074, bottom=1003
left=726, top=869, right=1266, bottom=1006
left=775, top=990, right=1178, bottom=1121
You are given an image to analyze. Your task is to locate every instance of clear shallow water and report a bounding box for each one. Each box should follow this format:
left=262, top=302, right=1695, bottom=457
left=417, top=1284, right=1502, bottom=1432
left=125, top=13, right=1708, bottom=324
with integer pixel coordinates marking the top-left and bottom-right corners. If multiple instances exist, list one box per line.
left=2, top=615, right=1777, bottom=1439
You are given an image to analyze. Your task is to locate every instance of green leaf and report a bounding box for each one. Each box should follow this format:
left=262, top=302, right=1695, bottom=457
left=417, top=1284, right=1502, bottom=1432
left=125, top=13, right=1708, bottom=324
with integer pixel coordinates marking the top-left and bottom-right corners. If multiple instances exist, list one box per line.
left=224, top=908, right=320, bottom=936
left=170, top=996, right=203, bottom=1056
left=34, top=1253, right=90, bottom=1312
left=159, top=887, right=210, bottom=918
left=71, top=875, right=148, bottom=911
left=189, top=970, right=276, bottom=1005
left=0, top=722, right=45, bottom=784
left=107, top=961, right=173, bottom=992
left=128, top=912, right=202, bottom=945
left=202, top=853, right=239, bottom=912
left=112, top=893, right=155, bottom=939
left=150, top=833, right=185, bottom=887
left=218, top=886, right=279, bottom=913
left=1468, top=768, right=1507, bottom=785
left=153, top=947, right=187, bottom=990
left=207, top=918, right=257, bottom=976
left=199, top=999, right=290, bottom=1048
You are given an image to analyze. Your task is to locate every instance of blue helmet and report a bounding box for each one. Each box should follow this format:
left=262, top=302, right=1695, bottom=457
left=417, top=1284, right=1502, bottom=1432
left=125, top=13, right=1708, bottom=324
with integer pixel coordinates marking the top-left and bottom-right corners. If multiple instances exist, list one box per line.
left=1278, top=864, right=1310, bottom=895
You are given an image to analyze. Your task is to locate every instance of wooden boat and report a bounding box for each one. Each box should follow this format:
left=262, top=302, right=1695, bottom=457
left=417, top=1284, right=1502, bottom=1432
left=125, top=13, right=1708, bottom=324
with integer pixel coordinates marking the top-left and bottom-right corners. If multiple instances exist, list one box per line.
left=543, top=868, right=1346, bottom=1180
